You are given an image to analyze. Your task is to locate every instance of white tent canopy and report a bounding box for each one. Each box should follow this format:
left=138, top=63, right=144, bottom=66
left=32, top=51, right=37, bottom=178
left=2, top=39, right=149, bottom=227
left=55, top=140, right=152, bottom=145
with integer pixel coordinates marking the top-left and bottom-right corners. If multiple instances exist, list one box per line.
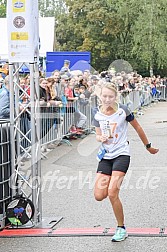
left=0, top=17, right=55, bottom=59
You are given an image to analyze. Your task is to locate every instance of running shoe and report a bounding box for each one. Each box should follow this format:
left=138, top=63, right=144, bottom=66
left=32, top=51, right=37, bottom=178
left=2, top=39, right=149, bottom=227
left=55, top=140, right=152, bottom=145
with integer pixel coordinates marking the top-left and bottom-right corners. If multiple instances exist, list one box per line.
left=111, top=227, right=128, bottom=242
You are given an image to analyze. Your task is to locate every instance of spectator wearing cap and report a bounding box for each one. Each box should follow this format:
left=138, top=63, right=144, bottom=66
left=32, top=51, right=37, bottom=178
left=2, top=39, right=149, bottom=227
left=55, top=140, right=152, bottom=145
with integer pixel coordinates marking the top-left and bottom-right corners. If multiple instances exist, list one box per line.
left=91, top=75, right=100, bottom=93
left=60, top=60, right=71, bottom=77
left=60, top=74, right=70, bottom=93
left=60, top=74, right=70, bottom=84
left=89, top=75, right=100, bottom=97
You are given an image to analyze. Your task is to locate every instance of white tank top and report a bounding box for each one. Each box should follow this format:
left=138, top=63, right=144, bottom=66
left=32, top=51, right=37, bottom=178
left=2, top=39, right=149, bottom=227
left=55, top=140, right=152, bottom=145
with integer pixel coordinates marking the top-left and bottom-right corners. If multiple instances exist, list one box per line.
left=93, top=104, right=134, bottom=159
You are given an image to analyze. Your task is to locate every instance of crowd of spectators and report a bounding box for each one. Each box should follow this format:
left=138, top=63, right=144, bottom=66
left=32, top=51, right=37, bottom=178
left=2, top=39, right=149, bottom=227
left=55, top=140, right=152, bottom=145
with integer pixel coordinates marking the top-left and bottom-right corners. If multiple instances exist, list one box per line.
left=0, top=60, right=167, bottom=154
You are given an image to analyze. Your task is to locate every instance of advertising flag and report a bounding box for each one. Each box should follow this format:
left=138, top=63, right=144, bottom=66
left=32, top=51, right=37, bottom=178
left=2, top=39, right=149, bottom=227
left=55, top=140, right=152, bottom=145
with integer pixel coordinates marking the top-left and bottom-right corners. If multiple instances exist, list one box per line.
left=7, top=0, right=39, bottom=62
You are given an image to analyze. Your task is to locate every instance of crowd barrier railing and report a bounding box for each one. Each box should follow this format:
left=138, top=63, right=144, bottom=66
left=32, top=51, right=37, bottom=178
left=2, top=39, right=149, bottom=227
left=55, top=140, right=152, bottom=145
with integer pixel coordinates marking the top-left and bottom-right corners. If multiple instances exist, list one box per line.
left=18, top=89, right=161, bottom=154
left=119, top=89, right=153, bottom=112
left=157, top=85, right=166, bottom=101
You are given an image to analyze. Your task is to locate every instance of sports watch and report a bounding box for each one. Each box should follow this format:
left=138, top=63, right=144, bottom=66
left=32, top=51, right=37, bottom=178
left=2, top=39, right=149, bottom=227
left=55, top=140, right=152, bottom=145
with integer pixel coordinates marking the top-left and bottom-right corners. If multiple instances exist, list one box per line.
left=145, top=143, right=151, bottom=149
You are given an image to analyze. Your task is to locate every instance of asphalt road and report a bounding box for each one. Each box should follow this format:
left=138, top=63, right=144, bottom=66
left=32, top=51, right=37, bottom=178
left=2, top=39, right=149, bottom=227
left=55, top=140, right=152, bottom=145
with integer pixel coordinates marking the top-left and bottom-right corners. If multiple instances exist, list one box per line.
left=1, top=101, right=167, bottom=252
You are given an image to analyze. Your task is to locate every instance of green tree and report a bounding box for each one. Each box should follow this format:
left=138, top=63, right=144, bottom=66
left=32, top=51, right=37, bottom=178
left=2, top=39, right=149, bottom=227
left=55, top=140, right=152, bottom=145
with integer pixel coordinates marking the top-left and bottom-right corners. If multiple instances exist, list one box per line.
left=0, top=0, right=6, bottom=17
left=55, top=0, right=167, bottom=74
left=132, top=0, right=167, bottom=75
left=38, top=0, right=66, bottom=17
left=56, top=0, right=123, bottom=71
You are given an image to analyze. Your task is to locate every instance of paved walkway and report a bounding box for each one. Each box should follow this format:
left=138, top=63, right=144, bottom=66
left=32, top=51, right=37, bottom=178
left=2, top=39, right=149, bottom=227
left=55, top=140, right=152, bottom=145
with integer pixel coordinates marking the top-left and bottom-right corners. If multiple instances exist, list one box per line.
left=1, top=101, right=167, bottom=252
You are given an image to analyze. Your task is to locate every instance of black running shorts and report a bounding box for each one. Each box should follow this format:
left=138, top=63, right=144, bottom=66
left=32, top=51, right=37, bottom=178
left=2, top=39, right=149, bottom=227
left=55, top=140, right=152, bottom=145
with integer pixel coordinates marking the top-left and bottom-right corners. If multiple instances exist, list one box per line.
left=97, top=155, right=130, bottom=176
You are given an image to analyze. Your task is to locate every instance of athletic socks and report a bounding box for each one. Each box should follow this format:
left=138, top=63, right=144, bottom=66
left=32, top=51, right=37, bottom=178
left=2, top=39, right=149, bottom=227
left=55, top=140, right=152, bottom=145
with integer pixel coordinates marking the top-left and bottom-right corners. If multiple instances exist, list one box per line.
left=118, top=226, right=125, bottom=229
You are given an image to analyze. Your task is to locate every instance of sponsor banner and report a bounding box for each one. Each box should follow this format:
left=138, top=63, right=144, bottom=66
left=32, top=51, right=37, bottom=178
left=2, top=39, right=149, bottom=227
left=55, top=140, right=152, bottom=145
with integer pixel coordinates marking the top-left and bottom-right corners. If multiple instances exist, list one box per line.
left=7, top=0, right=39, bottom=62
left=12, top=0, right=25, bottom=12
left=11, top=32, right=28, bottom=40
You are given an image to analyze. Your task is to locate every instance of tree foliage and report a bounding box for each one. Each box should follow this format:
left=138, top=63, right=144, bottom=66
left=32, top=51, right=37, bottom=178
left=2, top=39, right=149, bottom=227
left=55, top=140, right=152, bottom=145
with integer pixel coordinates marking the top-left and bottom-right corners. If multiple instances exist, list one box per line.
left=1, top=0, right=167, bottom=75
left=132, top=0, right=167, bottom=73
left=38, top=0, right=66, bottom=17
left=0, top=0, right=6, bottom=17
left=52, top=0, right=167, bottom=74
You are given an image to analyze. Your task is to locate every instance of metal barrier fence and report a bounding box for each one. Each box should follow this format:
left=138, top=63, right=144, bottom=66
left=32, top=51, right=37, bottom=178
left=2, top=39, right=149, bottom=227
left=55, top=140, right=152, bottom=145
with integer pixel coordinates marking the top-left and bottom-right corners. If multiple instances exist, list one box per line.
left=19, top=88, right=166, bottom=152
left=38, top=101, right=92, bottom=147
left=158, top=85, right=166, bottom=101
left=0, top=120, right=11, bottom=230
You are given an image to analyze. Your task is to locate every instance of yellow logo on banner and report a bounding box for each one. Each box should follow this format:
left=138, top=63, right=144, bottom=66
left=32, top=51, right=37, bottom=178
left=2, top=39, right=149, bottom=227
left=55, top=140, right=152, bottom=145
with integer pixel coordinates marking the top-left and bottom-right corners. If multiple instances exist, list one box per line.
left=13, top=0, right=25, bottom=12
left=11, top=32, right=28, bottom=40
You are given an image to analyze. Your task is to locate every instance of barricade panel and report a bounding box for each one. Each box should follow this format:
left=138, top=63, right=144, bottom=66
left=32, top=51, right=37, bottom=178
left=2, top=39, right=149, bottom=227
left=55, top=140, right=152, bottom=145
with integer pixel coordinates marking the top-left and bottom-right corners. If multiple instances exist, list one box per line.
left=30, top=91, right=154, bottom=147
